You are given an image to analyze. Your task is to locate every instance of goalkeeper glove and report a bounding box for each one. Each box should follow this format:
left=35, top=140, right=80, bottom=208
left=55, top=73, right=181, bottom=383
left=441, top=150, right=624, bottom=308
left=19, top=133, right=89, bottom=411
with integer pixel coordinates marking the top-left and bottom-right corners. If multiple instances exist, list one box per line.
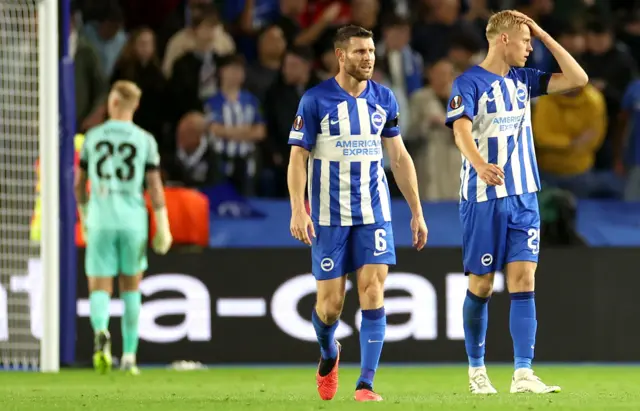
left=152, top=207, right=173, bottom=255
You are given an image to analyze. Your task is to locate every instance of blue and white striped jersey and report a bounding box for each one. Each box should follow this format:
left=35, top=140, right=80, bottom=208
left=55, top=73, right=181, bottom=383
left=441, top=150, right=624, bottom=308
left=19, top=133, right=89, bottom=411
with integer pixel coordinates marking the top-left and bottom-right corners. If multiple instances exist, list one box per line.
left=288, top=78, right=401, bottom=226
left=205, top=90, right=264, bottom=177
left=205, top=90, right=264, bottom=159
left=445, top=66, right=551, bottom=203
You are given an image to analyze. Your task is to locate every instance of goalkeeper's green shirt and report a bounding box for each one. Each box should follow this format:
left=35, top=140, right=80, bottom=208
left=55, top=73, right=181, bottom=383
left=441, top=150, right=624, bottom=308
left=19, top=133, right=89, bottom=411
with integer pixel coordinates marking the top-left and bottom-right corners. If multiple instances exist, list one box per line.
left=80, top=119, right=160, bottom=231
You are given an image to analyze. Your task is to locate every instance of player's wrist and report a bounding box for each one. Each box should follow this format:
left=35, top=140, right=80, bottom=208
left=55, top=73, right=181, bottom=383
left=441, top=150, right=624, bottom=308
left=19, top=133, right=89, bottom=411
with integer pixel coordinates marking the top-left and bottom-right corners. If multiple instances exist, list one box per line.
left=471, top=159, right=488, bottom=170
left=153, top=207, right=170, bottom=234
left=78, top=204, right=88, bottom=222
left=290, top=200, right=307, bottom=214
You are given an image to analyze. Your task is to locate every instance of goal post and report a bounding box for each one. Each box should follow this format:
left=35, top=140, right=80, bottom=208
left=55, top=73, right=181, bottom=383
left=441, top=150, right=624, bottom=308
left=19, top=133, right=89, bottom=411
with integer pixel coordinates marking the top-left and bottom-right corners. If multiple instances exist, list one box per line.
left=57, top=0, right=77, bottom=369
left=0, top=0, right=75, bottom=372
left=38, top=0, right=60, bottom=373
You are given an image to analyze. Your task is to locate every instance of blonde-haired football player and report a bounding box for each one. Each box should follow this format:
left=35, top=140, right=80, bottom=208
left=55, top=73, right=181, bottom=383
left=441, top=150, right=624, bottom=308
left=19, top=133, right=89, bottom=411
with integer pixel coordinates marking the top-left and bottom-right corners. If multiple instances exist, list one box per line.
left=75, top=80, right=173, bottom=375
left=445, top=10, right=587, bottom=394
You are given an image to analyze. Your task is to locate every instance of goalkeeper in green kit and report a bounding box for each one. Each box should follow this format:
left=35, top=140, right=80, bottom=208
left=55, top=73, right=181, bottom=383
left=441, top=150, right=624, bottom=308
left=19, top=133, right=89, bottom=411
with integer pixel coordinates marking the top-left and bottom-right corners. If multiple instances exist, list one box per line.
left=74, top=80, right=173, bottom=375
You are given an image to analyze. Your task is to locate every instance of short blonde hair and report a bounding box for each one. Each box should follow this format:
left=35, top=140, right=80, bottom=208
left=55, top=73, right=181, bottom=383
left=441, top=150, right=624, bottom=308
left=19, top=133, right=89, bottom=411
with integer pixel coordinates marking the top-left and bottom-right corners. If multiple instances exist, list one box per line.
left=486, top=10, right=529, bottom=40
left=110, top=80, right=141, bottom=107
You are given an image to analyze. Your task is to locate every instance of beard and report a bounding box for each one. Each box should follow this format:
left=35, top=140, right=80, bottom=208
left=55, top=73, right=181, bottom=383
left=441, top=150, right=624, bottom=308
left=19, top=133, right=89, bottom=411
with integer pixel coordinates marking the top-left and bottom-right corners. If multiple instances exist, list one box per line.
left=344, top=59, right=373, bottom=82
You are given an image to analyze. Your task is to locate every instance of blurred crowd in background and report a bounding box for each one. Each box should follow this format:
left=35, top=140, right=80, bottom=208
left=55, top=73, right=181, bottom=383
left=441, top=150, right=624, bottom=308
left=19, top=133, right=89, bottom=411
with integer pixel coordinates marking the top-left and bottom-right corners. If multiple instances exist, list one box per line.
left=70, top=0, right=640, bottom=202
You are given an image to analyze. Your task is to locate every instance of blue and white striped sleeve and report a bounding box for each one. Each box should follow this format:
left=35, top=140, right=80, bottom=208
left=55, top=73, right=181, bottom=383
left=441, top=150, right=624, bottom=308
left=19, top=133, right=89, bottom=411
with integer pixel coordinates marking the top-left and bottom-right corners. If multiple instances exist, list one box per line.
left=288, top=93, right=319, bottom=151
left=445, top=76, right=477, bottom=129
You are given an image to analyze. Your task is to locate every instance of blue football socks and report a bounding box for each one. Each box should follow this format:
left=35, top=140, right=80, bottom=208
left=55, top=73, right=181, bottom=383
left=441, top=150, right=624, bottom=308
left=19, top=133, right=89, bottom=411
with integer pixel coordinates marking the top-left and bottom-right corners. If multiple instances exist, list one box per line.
left=510, top=291, right=536, bottom=370
left=312, top=308, right=339, bottom=360
left=357, top=307, right=386, bottom=388
left=463, top=290, right=490, bottom=368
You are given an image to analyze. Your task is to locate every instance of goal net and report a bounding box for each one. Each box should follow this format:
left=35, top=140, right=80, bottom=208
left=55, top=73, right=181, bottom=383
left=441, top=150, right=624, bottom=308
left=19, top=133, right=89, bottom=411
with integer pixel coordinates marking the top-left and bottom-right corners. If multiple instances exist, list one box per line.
left=0, top=0, right=59, bottom=371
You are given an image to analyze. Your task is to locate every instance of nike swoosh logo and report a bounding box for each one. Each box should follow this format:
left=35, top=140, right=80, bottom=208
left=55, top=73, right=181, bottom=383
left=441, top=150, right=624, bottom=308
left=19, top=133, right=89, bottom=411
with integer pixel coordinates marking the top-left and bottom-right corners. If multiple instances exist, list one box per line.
left=479, top=341, right=485, bottom=347
left=368, top=339, right=383, bottom=343
left=330, top=119, right=339, bottom=125
left=373, top=250, right=388, bottom=256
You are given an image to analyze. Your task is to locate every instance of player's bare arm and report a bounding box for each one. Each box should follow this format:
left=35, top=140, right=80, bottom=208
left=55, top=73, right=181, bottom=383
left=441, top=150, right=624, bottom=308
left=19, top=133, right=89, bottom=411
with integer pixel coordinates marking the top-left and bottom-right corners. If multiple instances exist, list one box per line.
left=514, top=11, right=588, bottom=93
left=145, top=169, right=173, bottom=254
left=382, top=136, right=428, bottom=250
left=74, top=168, right=89, bottom=235
left=452, top=117, right=505, bottom=186
left=74, top=168, right=89, bottom=207
left=287, top=145, right=315, bottom=246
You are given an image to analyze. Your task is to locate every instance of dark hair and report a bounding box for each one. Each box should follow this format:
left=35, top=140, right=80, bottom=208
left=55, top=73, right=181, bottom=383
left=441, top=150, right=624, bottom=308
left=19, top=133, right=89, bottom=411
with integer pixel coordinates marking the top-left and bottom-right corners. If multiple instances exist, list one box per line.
left=218, top=53, right=246, bottom=69
left=100, top=2, right=124, bottom=23
left=193, top=4, right=219, bottom=28
left=113, top=27, right=159, bottom=79
left=585, top=20, right=612, bottom=35
left=382, top=14, right=410, bottom=30
left=287, top=45, right=314, bottom=61
left=449, top=32, right=481, bottom=54
left=333, top=25, right=373, bottom=48
left=553, top=20, right=583, bottom=38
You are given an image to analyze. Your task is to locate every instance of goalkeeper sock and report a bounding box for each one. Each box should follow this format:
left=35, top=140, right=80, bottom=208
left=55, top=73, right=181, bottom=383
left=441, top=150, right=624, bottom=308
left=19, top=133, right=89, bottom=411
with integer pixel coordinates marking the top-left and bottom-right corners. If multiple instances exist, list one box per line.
left=311, top=308, right=339, bottom=360
left=89, top=290, right=110, bottom=333
left=121, top=291, right=142, bottom=356
left=463, top=290, right=489, bottom=368
left=510, top=292, right=536, bottom=370
left=357, top=307, right=386, bottom=389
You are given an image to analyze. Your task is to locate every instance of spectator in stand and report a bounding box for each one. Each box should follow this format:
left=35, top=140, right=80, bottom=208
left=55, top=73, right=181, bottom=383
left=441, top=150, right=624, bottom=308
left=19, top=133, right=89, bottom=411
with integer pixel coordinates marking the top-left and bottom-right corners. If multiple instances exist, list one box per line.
left=167, top=8, right=224, bottom=126
left=533, top=83, right=616, bottom=199
left=374, top=15, right=421, bottom=176
left=350, top=0, right=381, bottom=38
left=379, top=0, right=412, bottom=20
left=205, top=55, right=266, bottom=196
left=583, top=19, right=639, bottom=170
left=162, top=3, right=235, bottom=78
left=376, top=15, right=423, bottom=99
left=244, top=25, right=287, bottom=103
left=615, top=80, right=640, bottom=201
left=619, top=9, right=640, bottom=65
left=407, top=58, right=460, bottom=200
left=263, top=47, right=319, bottom=197
left=273, top=0, right=304, bottom=46
left=548, top=22, right=586, bottom=73
left=81, top=2, right=128, bottom=78
left=411, top=0, right=483, bottom=67
left=315, top=40, right=340, bottom=80
left=110, top=28, right=168, bottom=145
left=300, top=0, right=352, bottom=31
left=275, top=0, right=342, bottom=49
left=70, top=13, right=108, bottom=133
left=163, top=111, right=221, bottom=187
left=224, top=0, right=283, bottom=61
left=462, top=0, right=492, bottom=37
left=300, top=0, right=352, bottom=56
left=447, top=32, right=484, bottom=75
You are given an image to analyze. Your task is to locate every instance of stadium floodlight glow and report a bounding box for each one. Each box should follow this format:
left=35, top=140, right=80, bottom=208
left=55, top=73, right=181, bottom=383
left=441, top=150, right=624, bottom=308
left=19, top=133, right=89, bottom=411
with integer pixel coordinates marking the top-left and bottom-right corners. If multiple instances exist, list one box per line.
left=0, top=0, right=59, bottom=372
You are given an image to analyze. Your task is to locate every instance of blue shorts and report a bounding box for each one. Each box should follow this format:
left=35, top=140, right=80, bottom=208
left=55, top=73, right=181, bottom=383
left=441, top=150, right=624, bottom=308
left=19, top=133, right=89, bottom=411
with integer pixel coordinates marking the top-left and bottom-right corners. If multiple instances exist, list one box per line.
left=311, top=221, right=396, bottom=281
left=85, top=228, right=148, bottom=277
left=459, top=192, right=540, bottom=275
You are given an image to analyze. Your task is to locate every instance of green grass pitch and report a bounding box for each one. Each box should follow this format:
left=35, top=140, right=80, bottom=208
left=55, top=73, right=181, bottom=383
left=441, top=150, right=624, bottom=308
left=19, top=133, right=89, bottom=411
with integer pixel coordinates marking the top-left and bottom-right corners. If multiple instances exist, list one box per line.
left=2, top=365, right=640, bottom=410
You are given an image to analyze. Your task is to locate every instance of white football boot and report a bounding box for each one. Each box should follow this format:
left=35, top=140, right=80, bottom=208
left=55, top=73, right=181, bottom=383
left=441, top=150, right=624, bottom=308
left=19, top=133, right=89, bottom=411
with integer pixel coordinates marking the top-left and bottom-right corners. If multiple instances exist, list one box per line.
left=468, top=366, right=498, bottom=394
left=510, top=368, right=561, bottom=394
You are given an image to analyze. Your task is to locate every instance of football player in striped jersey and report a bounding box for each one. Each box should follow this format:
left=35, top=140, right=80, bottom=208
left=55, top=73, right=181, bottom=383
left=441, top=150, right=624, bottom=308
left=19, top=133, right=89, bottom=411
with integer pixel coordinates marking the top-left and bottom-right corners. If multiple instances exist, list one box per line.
left=287, top=25, right=427, bottom=402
